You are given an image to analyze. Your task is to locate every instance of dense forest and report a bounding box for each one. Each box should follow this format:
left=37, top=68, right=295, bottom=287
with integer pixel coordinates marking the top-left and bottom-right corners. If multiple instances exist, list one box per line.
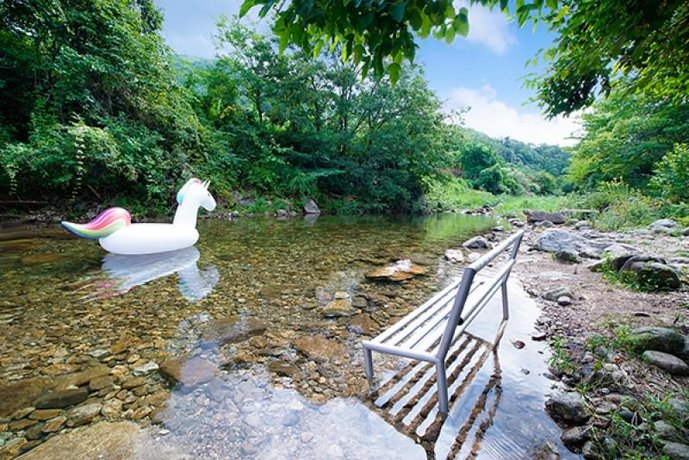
left=0, top=0, right=687, bottom=225
left=0, top=1, right=568, bottom=216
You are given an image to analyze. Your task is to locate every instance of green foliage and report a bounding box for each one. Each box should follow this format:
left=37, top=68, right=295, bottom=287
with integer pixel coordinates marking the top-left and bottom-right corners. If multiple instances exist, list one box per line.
left=533, top=1, right=689, bottom=116
left=548, top=335, right=576, bottom=374
left=568, top=91, right=689, bottom=191
left=567, top=182, right=661, bottom=231
left=651, top=144, right=689, bottom=203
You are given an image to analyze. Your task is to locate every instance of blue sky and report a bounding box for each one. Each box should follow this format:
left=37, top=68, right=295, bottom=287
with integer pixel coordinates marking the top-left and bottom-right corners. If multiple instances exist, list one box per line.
left=155, top=0, right=580, bottom=146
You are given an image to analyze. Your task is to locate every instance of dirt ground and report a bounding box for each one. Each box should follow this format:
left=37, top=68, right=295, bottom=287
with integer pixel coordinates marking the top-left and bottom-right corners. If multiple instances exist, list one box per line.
left=513, top=224, right=689, bottom=397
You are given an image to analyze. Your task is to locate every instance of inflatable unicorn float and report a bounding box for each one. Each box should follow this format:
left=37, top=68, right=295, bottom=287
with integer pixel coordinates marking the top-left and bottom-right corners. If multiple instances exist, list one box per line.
left=62, top=178, right=215, bottom=255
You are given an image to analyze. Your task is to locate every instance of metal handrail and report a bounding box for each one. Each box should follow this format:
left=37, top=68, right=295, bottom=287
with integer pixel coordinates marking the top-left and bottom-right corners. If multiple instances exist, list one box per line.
left=363, top=229, right=525, bottom=414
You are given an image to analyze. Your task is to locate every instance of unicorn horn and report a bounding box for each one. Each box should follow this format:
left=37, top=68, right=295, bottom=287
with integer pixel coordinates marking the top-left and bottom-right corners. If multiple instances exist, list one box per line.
left=203, top=180, right=210, bottom=189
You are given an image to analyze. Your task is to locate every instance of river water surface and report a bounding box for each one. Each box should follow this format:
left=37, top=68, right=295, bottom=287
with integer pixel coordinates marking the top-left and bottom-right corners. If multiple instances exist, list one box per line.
left=0, top=215, right=576, bottom=459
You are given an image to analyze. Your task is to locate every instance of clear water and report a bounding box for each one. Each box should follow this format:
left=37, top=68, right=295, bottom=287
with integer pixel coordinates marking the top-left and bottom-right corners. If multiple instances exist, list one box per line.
left=0, top=215, right=576, bottom=459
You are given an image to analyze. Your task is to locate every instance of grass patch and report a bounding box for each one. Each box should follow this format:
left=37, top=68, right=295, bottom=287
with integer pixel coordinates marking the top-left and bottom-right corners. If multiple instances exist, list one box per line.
left=548, top=335, right=576, bottom=374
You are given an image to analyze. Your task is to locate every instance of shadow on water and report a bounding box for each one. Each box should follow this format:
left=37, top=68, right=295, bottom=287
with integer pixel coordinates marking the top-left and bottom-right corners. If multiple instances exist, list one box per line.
left=0, top=215, right=575, bottom=459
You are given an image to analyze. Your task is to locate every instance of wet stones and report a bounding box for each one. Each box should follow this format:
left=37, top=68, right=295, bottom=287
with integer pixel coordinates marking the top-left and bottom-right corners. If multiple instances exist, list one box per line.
left=16, top=421, right=141, bottom=460
left=364, top=260, right=426, bottom=282
left=28, top=409, right=61, bottom=421
left=159, top=356, right=217, bottom=387
left=202, top=316, right=267, bottom=345
left=545, top=392, right=589, bottom=425
left=444, top=249, right=464, bottom=263
left=347, top=313, right=379, bottom=335
left=322, top=294, right=355, bottom=318
left=66, top=403, right=102, bottom=428
left=462, top=236, right=490, bottom=249
left=292, top=336, right=346, bottom=362
left=132, top=361, right=159, bottom=376
left=268, top=361, right=300, bottom=379
left=35, top=388, right=88, bottom=410
left=0, top=377, right=51, bottom=417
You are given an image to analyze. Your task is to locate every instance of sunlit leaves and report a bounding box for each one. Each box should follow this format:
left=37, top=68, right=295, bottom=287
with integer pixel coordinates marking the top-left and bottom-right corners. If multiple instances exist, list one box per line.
left=239, top=0, right=556, bottom=81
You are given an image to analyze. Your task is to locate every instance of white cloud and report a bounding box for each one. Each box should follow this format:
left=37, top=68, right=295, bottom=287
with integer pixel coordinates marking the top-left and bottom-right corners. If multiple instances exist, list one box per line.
left=454, top=2, right=516, bottom=54
left=446, top=84, right=581, bottom=146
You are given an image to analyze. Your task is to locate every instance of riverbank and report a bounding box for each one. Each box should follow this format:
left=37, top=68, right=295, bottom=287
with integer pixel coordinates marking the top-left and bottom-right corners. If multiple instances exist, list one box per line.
left=511, top=217, right=689, bottom=458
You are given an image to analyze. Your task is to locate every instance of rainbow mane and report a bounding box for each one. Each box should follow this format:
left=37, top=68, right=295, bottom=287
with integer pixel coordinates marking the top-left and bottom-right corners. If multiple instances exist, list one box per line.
left=62, top=207, right=131, bottom=240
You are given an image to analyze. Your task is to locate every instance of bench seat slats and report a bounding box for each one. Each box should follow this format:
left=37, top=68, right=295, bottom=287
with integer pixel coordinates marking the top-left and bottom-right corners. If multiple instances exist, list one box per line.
left=362, top=229, right=525, bottom=415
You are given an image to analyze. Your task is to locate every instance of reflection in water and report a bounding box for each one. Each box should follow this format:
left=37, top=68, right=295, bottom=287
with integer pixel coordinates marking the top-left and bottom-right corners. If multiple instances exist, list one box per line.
left=1, top=216, right=574, bottom=459
left=94, top=247, right=219, bottom=301
left=368, top=280, right=578, bottom=460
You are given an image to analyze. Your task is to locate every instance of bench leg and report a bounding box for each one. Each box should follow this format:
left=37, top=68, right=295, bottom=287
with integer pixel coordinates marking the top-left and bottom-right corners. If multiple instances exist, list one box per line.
left=501, top=281, right=509, bottom=321
left=436, top=362, right=449, bottom=414
left=363, top=347, right=374, bottom=383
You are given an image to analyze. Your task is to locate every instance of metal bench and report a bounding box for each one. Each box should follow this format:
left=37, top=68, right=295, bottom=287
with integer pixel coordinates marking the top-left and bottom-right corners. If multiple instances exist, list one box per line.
left=362, top=229, right=525, bottom=414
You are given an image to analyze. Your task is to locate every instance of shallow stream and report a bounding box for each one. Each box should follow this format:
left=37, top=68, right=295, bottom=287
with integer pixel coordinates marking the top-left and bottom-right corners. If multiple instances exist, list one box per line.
left=0, top=215, right=576, bottom=458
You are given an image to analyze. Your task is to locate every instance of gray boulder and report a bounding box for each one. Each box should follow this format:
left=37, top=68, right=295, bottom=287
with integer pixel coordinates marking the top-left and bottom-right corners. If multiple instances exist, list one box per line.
left=555, top=249, right=580, bottom=264
left=542, top=286, right=574, bottom=302
left=444, top=249, right=464, bottom=263
left=642, top=351, right=689, bottom=376
left=303, top=198, right=321, bottom=215
left=649, top=219, right=679, bottom=233
left=534, top=230, right=587, bottom=253
left=545, top=392, right=589, bottom=425
left=462, top=236, right=490, bottom=249
left=630, top=327, right=686, bottom=354
left=526, top=210, right=566, bottom=225
left=663, top=442, right=689, bottom=460
left=619, top=255, right=682, bottom=290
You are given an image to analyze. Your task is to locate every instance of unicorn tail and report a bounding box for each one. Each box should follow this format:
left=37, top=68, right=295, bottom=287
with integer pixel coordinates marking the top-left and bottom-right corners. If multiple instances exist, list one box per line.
left=62, top=207, right=132, bottom=240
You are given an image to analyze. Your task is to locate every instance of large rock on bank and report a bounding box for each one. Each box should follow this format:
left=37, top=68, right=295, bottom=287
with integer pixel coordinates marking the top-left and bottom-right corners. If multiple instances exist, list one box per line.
left=17, top=422, right=140, bottom=460
left=618, top=255, right=682, bottom=290
left=526, top=210, right=566, bottom=225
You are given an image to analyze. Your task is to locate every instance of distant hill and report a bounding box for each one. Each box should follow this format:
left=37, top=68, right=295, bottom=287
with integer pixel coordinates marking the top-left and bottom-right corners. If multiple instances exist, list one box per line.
left=464, top=129, right=571, bottom=177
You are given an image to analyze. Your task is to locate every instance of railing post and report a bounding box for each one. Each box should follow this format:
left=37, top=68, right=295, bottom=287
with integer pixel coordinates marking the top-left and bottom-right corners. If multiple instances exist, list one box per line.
left=501, top=281, right=509, bottom=320
left=436, top=361, right=449, bottom=414
left=364, top=347, right=374, bottom=383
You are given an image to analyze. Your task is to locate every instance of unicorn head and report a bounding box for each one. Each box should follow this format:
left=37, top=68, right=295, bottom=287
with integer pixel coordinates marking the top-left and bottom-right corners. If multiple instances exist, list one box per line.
left=176, top=178, right=216, bottom=212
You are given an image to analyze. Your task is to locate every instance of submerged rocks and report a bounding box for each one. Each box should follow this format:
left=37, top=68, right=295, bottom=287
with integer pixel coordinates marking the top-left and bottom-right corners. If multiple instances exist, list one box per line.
left=0, top=377, right=52, bottom=418
left=365, top=259, right=426, bottom=282
left=202, top=316, right=267, bottom=345
left=322, top=297, right=355, bottom=318
left=292, top=336, right=346, bottom=362
left=16, top=421, right=141, bottom=460
left=159, top=356, right=217, bottom=387
left=34, top=388, right=88, bottom=410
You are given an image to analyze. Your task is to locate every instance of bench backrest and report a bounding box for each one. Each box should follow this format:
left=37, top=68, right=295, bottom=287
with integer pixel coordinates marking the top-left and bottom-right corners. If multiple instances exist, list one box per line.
left=436, top=229, right=525, bottom=359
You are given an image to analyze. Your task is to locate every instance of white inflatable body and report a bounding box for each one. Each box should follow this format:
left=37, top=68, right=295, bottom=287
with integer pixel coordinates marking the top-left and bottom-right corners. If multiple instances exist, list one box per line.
left=99, top=223, right=199, bottom=255
left=62, top=178, right=215, bottom=255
